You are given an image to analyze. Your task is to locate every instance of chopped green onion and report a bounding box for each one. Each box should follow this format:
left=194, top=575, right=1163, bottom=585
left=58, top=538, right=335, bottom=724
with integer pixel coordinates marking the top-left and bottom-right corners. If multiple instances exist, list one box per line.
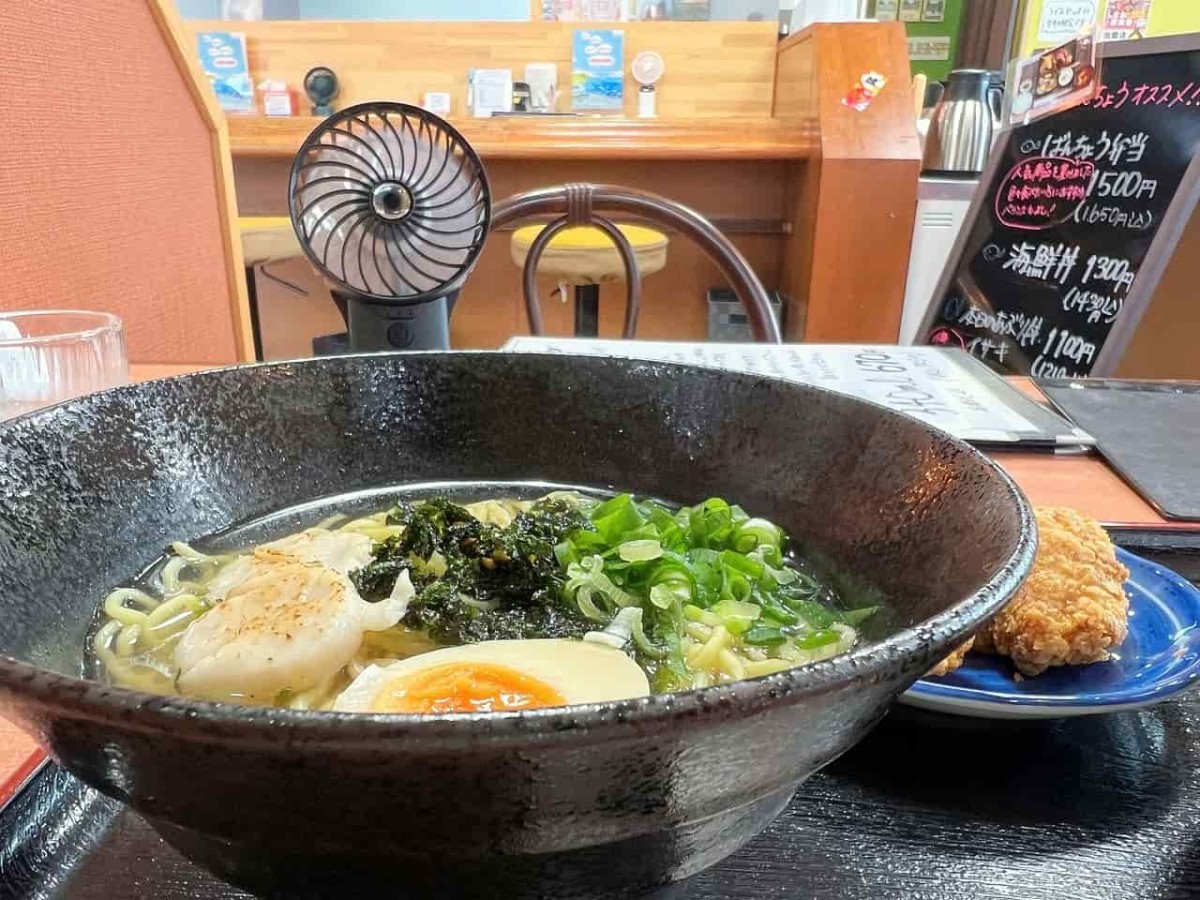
left=785, top=598, right=837, bottom=629
left=758, top=597, right=799, bottom=626
left=592, top=494, right=646, bottom=544
left=584, top=606, right=639, bottom=650
left=720, top=550, right=764, bottom=580
left=743, top=624, right=786, bottom=646
left=684, top=604, right=722, bottom=627
left=764, top=563, right=799, bottom=586
left=628, top=608, right=668, bottom=659
left=650, top=581, right=688, bottom=610
left=711, top=598, right=761, bottom=635
left=618, top=539, right=663, bottom=562
left=591, top=607, right=667, bottom=659
left=841, top=605, right=881, bottom=627
left=794, top=628, right=842, bottom=649
left=734, top=517, right=781, bottom=553
left=550, top=492, right=857, bottom=687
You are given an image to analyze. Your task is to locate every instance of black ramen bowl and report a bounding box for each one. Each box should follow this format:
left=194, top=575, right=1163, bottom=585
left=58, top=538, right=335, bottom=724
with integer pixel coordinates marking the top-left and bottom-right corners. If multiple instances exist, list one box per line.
left=0, top=353, right=1034, bottom=898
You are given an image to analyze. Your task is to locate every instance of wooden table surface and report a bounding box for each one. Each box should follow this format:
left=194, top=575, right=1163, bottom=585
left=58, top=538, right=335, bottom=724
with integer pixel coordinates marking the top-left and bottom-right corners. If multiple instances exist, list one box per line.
left=0, top=361, right=1180, bottom=804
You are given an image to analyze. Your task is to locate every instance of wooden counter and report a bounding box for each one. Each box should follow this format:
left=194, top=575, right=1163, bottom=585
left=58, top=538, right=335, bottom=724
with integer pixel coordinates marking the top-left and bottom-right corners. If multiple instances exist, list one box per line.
left=229, top=116, right=817, bottom=161
left=197, top=20, right=920, bottom=354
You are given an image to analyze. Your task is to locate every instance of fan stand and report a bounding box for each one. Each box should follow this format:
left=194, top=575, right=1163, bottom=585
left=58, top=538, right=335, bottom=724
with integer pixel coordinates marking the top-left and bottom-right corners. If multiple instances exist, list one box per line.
left=312, top=289, right=461, bottom=355
left=342, top=291, right=455, bottom=352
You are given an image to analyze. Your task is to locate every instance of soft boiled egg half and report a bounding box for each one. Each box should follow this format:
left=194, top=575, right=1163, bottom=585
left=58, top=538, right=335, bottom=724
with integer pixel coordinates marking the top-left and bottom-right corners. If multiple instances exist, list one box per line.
left=332, top=639, right=650, bottom=715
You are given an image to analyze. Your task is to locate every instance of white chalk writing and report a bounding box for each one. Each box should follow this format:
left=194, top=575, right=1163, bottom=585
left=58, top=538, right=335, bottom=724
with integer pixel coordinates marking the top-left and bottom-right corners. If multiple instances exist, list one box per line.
left=1073, top=202, right=1154, bottom=230
left=1001, top=241, right=1080, bottom=284
left=966, top=337, right=1009, bottom=364
left=1062, top=285, right=1122, bottom=324
left=1042, top=326, right=1097, bottom=366
left=1039, top=130, right=1150, bottom=165
left=1081, top=253, right=1136, bottom=293
left=957, top=308, right=1044, bottom=348
left=1088, top=169, right=1159, bottom=200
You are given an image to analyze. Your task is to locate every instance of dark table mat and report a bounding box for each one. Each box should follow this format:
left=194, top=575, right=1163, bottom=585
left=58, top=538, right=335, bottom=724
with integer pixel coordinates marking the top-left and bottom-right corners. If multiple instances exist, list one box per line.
left=1039, top=380, right=1200, bottom=521
left=5, top=704, right=1200, bottom=900
left=4, top=539, right=1200, bottom=899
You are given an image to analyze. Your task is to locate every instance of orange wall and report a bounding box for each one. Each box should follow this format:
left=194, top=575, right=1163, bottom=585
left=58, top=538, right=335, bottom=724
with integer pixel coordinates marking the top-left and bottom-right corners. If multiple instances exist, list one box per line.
left=1, top=1, right=242, bottom=363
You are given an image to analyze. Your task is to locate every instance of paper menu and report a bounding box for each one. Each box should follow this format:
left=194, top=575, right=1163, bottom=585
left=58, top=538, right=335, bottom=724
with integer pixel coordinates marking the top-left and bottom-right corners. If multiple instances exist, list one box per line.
left=470, top=69, right=514, bottom=118
left=501, top=339, right=1093, bottom=447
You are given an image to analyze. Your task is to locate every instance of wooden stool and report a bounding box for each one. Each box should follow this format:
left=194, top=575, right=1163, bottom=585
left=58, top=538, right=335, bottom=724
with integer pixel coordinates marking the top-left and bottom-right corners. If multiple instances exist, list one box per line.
left=238, top=216, right=306, bottom=360
left=510, top=224, right=669, bottom=336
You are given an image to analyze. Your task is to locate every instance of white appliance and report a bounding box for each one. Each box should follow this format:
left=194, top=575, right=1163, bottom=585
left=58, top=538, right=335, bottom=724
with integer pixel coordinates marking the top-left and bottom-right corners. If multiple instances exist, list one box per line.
left=899, top=177, right=979, bottom=345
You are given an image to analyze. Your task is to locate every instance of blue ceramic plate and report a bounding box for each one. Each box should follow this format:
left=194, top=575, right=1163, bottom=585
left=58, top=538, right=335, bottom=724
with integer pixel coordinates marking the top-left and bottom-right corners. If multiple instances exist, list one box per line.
left=902, top=549, right=1200, bottom=719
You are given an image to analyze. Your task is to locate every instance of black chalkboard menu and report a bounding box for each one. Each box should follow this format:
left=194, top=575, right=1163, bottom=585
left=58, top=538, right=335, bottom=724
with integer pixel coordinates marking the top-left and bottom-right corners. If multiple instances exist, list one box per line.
left=920, top=34, right=1200, bottom=378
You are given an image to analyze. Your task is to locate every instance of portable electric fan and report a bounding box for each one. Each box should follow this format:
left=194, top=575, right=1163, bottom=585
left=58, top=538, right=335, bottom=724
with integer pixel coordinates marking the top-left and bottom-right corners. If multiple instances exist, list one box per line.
left=288, top=102, right=491, bottom=352
left=303, top=67, right=340, bottom=116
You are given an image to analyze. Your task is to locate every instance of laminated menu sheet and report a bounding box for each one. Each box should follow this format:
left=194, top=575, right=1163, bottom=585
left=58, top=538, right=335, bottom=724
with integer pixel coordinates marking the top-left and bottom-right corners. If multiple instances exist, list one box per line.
left=1040, top=379, right=1200, bottom=520
left=501, top=339, right=1093, bottom=449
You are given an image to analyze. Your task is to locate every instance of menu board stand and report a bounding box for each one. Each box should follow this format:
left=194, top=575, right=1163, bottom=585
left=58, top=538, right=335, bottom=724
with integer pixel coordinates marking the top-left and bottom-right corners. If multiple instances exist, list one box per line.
left=918, top=34, right=1200, bottom=378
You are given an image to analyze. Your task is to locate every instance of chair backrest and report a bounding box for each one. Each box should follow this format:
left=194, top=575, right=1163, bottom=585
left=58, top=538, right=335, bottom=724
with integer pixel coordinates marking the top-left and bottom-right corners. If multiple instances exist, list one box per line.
left=0, top=0, right=251, bottom=364
left=492, top=183, right=782, bottom=343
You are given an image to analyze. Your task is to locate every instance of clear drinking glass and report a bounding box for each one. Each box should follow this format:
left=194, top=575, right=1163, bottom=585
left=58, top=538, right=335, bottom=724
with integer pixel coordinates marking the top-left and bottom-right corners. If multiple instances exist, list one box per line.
left=0, top=311, right=128, bottom=420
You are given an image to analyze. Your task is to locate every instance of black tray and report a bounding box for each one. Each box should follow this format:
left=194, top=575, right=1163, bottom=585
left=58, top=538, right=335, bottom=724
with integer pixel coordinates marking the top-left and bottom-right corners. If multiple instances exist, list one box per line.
left=4, top=537, right=1200, bottom=899
left=1039, top=379, right=1200, bottom=521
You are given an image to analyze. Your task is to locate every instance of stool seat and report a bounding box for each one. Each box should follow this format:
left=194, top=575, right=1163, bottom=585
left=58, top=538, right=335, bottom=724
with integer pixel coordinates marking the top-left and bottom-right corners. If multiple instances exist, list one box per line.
left=239, top=216, right=304, bottom=265
left=510, top=224, right=669, bottom=285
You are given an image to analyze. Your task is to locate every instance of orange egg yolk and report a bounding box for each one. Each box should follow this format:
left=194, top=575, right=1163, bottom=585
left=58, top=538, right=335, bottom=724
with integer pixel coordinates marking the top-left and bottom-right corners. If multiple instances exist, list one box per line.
left=373, top=662, right=566, bottom=714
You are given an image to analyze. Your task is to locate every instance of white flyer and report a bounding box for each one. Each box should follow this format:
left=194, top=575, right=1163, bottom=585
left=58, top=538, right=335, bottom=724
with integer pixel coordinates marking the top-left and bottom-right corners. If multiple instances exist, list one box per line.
left=501, top=340, right=1093, bottom=447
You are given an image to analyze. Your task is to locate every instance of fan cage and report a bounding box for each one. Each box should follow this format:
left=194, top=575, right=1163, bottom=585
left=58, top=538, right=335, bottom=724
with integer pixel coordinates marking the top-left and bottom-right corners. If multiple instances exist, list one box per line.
left=288, top=102, right=492, bottom=305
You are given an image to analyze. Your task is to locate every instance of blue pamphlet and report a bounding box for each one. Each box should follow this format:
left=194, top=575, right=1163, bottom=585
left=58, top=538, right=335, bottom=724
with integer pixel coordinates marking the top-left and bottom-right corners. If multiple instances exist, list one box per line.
left=572, top=29, right=624, bottom=112
left=197, top=31, right=254, bottom=113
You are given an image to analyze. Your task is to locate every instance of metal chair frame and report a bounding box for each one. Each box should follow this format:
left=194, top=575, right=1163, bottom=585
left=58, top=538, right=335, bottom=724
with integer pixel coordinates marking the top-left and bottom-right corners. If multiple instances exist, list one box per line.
left=492, top=183, right=783, bottom=343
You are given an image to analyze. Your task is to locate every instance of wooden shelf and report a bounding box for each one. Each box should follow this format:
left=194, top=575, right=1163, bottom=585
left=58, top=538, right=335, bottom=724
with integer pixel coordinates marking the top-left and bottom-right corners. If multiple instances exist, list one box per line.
left=226, top=115, right=817, bottom=161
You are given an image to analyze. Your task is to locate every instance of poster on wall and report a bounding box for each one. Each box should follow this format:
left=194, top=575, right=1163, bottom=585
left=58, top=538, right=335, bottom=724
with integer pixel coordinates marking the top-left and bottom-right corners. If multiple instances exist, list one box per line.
left=899, top=0, right=922, bottom=22
left=921, top=0, right=946, bottom=23
left=908, top=36, right=952, bottom=61
left=1103, top=0, right=1153, bottom=41
left=875, top=0, right=899, bottom=20
left=1007, top=31, right=1098, bottom=125
left=1036, top=0, right=1099, bottom=43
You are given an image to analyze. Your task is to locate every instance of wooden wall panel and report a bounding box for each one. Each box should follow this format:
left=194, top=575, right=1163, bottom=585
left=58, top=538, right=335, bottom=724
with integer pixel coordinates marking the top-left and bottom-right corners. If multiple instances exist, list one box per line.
left=1, top=0, right=250, bottom=364
left=234, top=155, right=789, bottom=222
left=1115, top=200, right=1200, bottom=379
left=775, top=23, right=921, bottom=342
left=185, top=20, right=779, bottom=120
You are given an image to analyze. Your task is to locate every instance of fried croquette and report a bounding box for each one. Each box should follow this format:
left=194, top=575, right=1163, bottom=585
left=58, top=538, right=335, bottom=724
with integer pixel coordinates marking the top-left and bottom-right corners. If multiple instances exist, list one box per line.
left=987, top=506, right=1129, bottom=677
left=927, top=636, right=974, bottom=678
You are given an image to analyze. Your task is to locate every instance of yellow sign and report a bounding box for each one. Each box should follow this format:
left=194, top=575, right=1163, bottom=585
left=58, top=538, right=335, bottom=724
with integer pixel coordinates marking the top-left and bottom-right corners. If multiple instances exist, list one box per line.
left=1017, top=0, right=1198, bottom=58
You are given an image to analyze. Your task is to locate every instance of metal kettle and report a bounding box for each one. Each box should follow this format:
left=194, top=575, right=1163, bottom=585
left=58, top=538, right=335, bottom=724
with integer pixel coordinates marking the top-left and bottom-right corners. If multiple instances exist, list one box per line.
left=921, top=69, right=1004, bottom=177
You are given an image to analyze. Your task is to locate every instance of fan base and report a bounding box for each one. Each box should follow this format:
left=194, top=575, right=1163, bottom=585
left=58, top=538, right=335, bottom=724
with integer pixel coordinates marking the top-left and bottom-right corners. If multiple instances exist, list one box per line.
left=345, top=294, right=452, bottom=351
